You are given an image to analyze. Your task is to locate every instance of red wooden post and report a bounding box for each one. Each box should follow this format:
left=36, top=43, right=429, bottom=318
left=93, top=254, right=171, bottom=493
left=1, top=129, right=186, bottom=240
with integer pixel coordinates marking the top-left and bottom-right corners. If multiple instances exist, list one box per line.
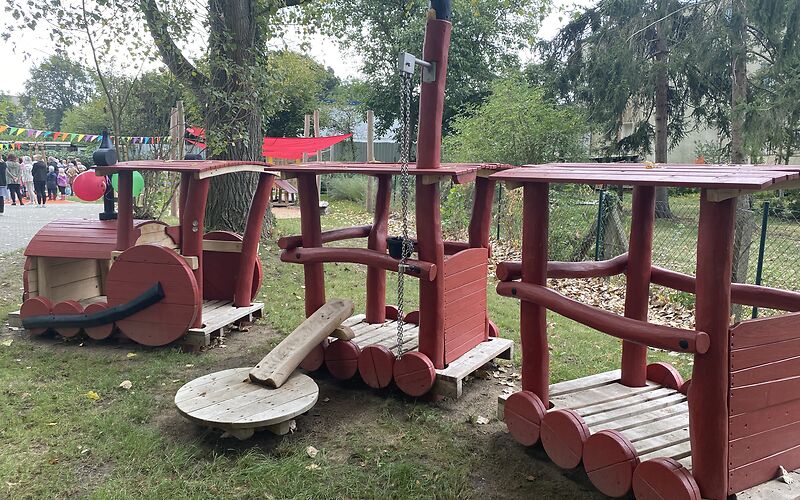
left=366, top=175, right=391, bottom=323
left=298, top=173, right=325, bottom=317
left=620, top=186, right=656, bottom=387
left=468, top=176, right=495, bottom=250
left=689, top=191, right=736, bottom=499
left=179, top=172, right=191, bottom=221
left=181, top=177, right=210, bottom=327
left=414, top=18, right=451, bottom=369
left=234, top=172, right=274, bottom=307
left=116, top=171, right=134, bottom=250
left=520, top=182, right=550, bottom=403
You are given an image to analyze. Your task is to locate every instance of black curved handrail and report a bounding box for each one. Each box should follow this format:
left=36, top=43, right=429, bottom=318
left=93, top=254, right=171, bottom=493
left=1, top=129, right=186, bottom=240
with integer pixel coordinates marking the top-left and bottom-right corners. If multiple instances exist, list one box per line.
left=22, top=282, right=165, bottom=329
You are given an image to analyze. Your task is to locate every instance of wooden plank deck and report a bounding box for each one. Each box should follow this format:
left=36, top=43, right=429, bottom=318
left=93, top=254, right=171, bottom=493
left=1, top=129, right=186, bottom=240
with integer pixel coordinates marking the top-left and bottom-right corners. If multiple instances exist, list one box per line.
left=342, top=314, right=513, bottom=398
left=498, top=370, right=800, bottom=497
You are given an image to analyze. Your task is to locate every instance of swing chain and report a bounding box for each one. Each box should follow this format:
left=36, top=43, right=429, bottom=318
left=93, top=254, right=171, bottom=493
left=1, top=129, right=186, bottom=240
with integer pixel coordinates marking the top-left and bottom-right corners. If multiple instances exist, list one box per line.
left=395, top=72, right=414, bottom=358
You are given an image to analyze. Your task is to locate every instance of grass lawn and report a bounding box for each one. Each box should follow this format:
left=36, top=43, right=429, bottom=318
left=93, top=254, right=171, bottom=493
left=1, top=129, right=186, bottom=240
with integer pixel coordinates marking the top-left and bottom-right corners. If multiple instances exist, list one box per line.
left=1, top=200, right=692, bottom=499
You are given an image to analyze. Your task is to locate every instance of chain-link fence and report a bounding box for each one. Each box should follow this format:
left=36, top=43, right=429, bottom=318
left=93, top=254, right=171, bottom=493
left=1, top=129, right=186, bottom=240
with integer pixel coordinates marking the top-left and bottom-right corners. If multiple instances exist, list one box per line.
left=479, top=185, right=800, bottom=317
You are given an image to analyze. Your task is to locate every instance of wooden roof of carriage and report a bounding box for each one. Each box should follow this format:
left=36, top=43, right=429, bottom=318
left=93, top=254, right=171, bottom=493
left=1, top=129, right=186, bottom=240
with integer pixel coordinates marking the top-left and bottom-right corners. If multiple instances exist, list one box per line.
left=492, top=162, right=800, bottom=191
left=268, top=161, right=513, bottom=184
left=95, top=160, right=276, bottom=179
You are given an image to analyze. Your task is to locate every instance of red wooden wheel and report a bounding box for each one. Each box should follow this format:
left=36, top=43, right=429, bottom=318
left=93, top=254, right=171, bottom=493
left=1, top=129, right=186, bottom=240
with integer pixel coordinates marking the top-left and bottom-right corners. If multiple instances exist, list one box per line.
left=106, top=244, right=200, bottom=346
left=358, top=345, right=395, bottom=389
left=393, top=351, right=436, bottom=397
left=487, top=319, right=499, bottom=337
left=52, top=300, right=84, bottom=338
left=583, top=430, right=640, bottom=497
left=403, top=310, right=420, bottom=325
left=632, top=458, right=700, bottom=500
left=20, top=296, right=52, bottom=336
left=300, top=341, right=327, bottom=372
left=679, top=378, right=692, bottom=395
left=646, top=362, right=684, bottom=390
left=540, top=409, right=591, bottom=469
left=504, top=390, right=547, bottom=446
left=325, top=339, right=360, bottom=380
left=385, top=305, right=399, bottom=321
left=83, top=302, right=115, bottom=340
left=202, top=231, right=262, bottom=302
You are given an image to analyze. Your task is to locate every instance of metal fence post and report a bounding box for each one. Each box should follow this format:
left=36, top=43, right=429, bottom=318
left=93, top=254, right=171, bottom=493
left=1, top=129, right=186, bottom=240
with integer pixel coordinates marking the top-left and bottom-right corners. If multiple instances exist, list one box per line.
left=752, top=201, right=770, bottom=318
left=594, top=190, right=605, bottom=261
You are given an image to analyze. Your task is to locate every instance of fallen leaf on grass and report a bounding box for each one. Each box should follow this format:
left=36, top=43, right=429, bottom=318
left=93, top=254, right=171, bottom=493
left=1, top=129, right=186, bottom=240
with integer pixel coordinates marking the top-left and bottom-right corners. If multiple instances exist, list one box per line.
left=0, top=339, right=12, bottom=347
left=306, top=446, right=319, bottom=458
left=126, top=353, right=137, bottom=359
left=185, top=364, right=194, bottom=368
left=475, top=416, right=490, bottom=425
left=118, top=380, right=132, bottom=390
left=47, top=422, right=57, bottom=426
left=779, top=466, right=794, bottom=484
left=526, top=475, right=535, bottom=482
left=305, top=463, right=320, bottom=470
left=85, top=391, right=101, bottom=401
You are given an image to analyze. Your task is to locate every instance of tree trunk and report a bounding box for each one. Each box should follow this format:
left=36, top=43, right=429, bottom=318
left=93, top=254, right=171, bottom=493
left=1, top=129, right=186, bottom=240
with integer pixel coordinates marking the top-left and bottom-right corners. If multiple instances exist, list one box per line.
left=653, top=2, right=672, bottom=219
left=204, top=0, right=263, bottom=233
left=729, top=0, right=753, bottom=320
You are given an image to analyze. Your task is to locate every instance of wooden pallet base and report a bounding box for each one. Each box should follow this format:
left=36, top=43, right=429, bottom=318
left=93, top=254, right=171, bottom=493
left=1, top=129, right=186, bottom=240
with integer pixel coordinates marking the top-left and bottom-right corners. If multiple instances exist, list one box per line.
left=341, top=314, right=513, bottom=398
left=183, top=301, right=264, bottom=350
left=499, top=370, right=800, bottom=498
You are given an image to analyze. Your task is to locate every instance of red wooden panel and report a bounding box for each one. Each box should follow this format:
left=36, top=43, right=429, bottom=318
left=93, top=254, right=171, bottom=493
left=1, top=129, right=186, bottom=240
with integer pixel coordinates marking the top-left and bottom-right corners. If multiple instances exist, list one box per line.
left=202, top=231, right=261, bottom=301
left=731, top=354, right=800, bottom=386
left=26, top=219, right=120, bottom=259
left=731, top=337, right=800, bottom=370
left=443, top=247, right=488, bottom=276
left=444, top=286, right=486, bottom=312
left=729, top=375, right=800, bottom=414
left=728, top=444, right=800, bottom=494
left=729, top=312, right=800, bottom=349
left=445, top=321, right=486, bottom=363
left=729, top=398, right=800, bottom=439
left=444, top=263, right=486, bottom=290
left=444, top=304, right=486, bottom=330
left=729, top=419, right=800, bottom=468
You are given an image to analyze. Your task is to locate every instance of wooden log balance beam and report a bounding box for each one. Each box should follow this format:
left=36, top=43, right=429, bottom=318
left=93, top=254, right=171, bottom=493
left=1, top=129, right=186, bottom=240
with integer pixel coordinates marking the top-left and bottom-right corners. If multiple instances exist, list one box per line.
left=496, top=281, right=709, bottom=354
left=281, top=248, right=437, bottom=281
left=249, top=299, right=354, bottom=388
left=496, top=253, right=629, bottom=282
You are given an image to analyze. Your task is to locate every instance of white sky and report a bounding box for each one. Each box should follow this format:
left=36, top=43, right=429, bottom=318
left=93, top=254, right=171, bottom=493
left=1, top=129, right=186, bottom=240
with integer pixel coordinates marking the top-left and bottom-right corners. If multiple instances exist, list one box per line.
left=0, top=0, right=594, bottom=96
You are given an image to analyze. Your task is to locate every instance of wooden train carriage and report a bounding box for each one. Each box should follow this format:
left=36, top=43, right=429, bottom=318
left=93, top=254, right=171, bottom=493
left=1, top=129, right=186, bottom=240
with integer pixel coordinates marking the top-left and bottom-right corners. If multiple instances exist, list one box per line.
left=16, top=160, right=277, bottom=347
left=267, top=12, right=513, bottom=398
left=490, top=162, right=800, bottom=499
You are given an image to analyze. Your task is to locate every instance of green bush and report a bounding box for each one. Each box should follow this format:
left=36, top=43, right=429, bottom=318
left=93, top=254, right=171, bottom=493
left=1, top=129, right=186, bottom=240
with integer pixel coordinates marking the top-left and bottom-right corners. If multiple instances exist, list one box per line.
left=327, top=175, right=367, bottom=203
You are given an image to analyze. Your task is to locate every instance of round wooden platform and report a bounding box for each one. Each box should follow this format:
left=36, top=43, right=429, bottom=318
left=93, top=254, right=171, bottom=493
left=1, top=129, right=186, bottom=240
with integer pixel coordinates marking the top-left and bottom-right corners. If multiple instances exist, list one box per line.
left=175, top=368, right=318, bottom=435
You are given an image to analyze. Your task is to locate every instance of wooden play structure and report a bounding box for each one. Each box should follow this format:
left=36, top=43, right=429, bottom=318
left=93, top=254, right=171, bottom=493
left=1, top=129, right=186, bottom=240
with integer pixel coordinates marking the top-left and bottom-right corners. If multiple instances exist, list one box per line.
left=266, top=8, right=512, bottom=399
left=176, top=299, right=354, bottom=439
left=15, top=159, right=276, bottom=348
left=491, top=162, right=800, bottom=499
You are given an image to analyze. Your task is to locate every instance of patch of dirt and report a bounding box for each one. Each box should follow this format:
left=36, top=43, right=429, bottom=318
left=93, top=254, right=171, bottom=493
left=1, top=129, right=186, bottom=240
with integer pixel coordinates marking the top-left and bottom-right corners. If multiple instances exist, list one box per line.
left=272, top=206, right=300, bottom=220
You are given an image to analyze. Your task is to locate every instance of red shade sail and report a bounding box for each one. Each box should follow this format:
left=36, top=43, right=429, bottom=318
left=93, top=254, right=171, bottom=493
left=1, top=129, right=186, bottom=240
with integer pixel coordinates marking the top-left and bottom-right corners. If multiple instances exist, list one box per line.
left=262, top=134, right=352, bottom=160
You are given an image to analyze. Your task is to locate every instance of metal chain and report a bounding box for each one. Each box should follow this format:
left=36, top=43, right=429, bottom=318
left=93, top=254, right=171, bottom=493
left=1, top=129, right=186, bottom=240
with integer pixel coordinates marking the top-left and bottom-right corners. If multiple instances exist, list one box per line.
left=395, top=73, right=413, bottom=358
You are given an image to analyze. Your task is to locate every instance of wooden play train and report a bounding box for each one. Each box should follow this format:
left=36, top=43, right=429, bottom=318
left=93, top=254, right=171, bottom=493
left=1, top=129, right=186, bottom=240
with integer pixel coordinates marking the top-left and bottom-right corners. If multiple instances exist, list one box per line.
left=15, top=160, right=274, bottom=349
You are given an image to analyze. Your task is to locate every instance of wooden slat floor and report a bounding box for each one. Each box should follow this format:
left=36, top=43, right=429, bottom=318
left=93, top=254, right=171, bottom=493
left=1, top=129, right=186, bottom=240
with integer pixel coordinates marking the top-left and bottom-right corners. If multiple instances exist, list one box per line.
left=500, top=370, right=692, bottom=468
left=190, top=300, right=264, bottom=335
left=339, top=314, right=420, bottom=353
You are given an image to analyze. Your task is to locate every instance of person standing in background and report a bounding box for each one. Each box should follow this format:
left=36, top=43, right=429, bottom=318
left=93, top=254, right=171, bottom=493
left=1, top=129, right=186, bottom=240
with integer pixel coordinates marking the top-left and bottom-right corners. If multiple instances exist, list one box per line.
left=31, top=155, right=48, bottom=207
left=65, top=160, right=78, bottom=193
left=0, top=155, right=8, bottom=214
left=56, top=168, right=68, bottom=200
left=21, top=156, right=35, bottom=204
left=5, top=154, right=24, bottom=205
left=46, top=165, right=58, bottom=201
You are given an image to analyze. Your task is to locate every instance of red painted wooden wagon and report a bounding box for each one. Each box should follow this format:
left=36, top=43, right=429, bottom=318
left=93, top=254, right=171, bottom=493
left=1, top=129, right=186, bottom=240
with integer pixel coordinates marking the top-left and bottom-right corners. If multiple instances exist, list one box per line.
left=490, top=162, right=800, bottom=499
left=266, top=15, right=514, bottom=398
left=17, top=160, right=276, bottom=348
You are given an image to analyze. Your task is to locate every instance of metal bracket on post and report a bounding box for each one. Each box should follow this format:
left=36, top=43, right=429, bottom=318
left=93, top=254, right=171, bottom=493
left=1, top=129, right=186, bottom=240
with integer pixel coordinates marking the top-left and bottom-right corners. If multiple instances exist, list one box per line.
left=398, top=51, right=436, bottom=82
